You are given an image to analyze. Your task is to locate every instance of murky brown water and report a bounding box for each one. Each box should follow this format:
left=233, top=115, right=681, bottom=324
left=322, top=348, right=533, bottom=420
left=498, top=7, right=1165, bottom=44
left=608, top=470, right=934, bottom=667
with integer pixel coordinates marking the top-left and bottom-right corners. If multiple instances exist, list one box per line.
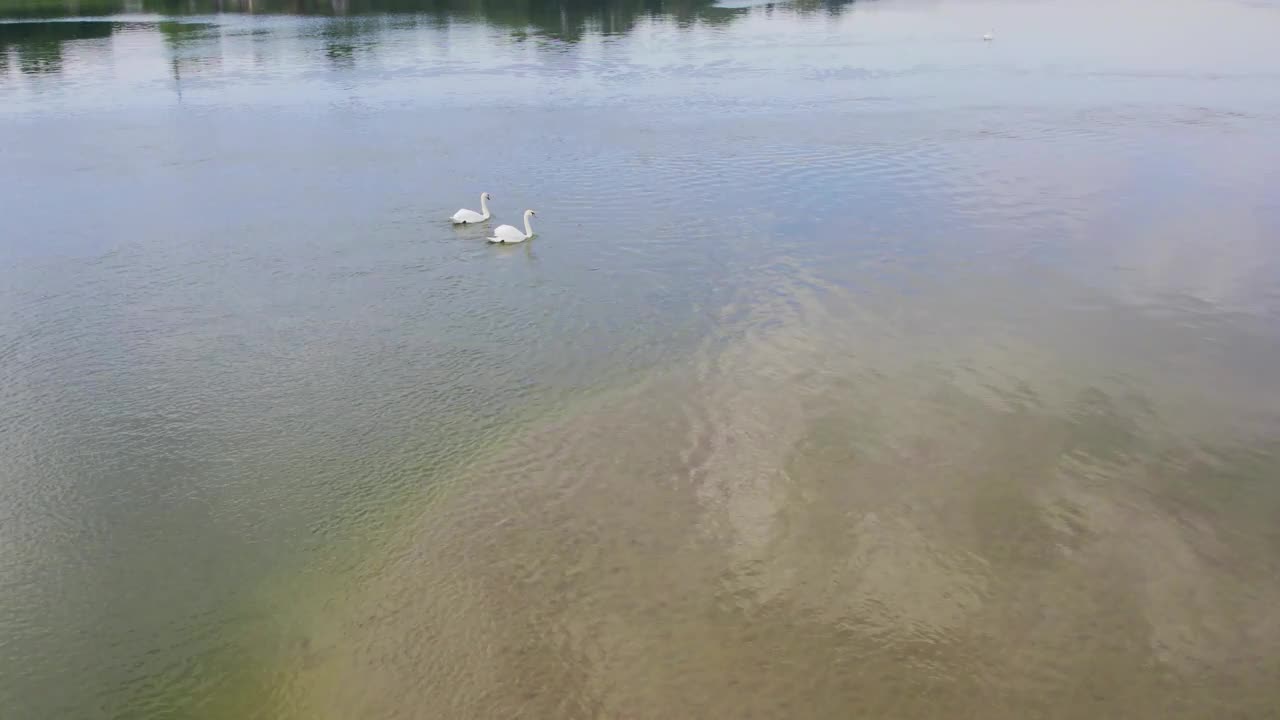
left=286, top=263, right=1280, bottom=719
left=2, top=0, right=1279, bottom=717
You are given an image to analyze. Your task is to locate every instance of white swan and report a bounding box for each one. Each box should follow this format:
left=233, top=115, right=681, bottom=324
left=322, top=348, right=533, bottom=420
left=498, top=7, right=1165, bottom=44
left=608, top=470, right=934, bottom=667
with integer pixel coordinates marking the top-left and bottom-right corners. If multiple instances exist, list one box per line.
left=983, top=31, right=993, bottom=41
left=488, top=209, right=537, bottom=244
left=451, top=193, right=491, bottom=224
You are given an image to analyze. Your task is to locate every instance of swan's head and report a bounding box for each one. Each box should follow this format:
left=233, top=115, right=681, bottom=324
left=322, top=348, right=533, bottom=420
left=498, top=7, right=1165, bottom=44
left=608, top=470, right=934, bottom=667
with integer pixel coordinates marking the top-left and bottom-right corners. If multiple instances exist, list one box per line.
left=526, top=209, right=537, bottom=217
left=482, top=192, right=492, bottom=200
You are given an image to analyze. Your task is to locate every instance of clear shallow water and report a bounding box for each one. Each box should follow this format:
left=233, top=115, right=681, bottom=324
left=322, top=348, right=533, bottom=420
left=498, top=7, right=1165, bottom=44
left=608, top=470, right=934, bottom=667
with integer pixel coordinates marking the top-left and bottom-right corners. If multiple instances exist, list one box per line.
left=2, top=0, right=1280, bottom=717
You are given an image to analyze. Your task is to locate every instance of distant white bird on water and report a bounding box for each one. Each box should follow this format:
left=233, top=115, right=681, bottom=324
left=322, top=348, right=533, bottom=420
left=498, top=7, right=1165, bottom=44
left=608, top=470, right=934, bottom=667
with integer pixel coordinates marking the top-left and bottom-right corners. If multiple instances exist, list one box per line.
left=451, top=192, right=492, bottom=224
left=488, top=210, right=537, bottom=244
left=983, top=31, right=994, bottom=41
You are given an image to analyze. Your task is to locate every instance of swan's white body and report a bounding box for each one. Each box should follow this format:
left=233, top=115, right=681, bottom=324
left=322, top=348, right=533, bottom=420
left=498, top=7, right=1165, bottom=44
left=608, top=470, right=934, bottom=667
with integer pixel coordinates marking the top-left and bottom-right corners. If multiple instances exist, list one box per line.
left=451, top=193, right=491, bottom=224
left=488, top=210, right=537, bottom=244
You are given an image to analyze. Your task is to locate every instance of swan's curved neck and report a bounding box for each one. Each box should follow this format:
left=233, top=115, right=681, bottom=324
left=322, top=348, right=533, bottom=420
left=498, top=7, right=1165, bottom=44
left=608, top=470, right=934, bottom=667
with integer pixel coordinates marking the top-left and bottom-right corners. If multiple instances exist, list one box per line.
left=480, top=195, right=490, bottom=218
left=523, top=212, right=534, bottom=238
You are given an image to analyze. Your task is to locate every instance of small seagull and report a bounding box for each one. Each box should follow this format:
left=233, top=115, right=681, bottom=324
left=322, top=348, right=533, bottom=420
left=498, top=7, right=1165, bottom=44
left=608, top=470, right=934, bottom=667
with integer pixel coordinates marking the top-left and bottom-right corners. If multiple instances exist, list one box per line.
left=983, top=31, right=994, bottom=41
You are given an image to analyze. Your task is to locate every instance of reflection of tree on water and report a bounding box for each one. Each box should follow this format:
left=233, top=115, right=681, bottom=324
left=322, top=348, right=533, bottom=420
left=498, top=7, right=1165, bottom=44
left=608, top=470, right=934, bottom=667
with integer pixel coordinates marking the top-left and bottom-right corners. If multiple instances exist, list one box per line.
left=180, top=0, right=746, bottom=39
left=0, top=0, right=859, bottom=78
left=1, top=0, right=856, bottom=39
left=448, top=0, right=742, bottom=40
left=321, top=16, right=364, bottom=68
left=0, top=0, right=123, bottom=19
left=0, top=20, right=115, bottom=74
left=157, top=20, right=208, bottom=99
left=788, top=0, right=859, bottom=15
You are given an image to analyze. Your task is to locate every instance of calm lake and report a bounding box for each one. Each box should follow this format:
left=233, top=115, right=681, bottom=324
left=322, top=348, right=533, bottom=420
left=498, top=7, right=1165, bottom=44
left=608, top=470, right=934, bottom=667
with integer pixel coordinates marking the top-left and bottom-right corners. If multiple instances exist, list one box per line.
left=2, top=0, right=1280, bottom=717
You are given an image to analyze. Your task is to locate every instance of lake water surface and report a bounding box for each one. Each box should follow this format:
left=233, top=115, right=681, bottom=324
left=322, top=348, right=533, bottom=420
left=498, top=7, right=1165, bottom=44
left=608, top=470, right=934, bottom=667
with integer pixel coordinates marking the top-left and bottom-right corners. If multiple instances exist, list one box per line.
left=3, top=0, right=1280, bottom=717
